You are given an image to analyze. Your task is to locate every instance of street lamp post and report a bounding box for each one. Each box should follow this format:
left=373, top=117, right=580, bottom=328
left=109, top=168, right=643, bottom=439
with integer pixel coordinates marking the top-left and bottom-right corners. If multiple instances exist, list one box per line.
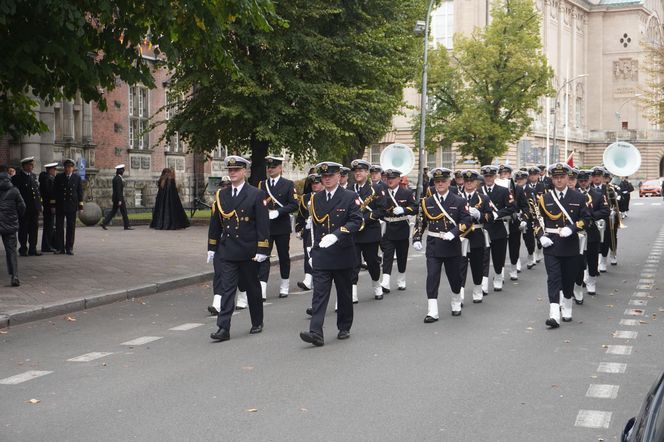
left=415, top=0, right=437, bottom=203
left=615, top=94, right=642, bottom=142
left=550, top=74, right=587, bottom=167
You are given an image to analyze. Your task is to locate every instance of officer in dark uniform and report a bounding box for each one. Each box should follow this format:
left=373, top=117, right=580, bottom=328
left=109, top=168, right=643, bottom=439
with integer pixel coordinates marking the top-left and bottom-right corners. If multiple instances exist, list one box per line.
left=378, top=169, right=417, bottom=293
left=257, top=155, right=299, bottom=299
left=457, top=170, right=491, bottom=303
left=208, top=156, right=270, bottom=342
left=53, top=159, right=84, bottom=255
left=295, top=173, right=323, bottom=291
left=450, top=170, right=463, bottom=193
left=603, top=169, right=620, bottom=266
left=537, top=163, right=591, bottom=328
left=413, top=167, right=472, bottom=321
left=523, top=166, right=546, bottom=267
left=512, top=170, right=531, bottom=273
left=12, top=157, right=42, bottom=256
left=370, top=165, right=388, bottom=193
left=339, top=167, right=350, bottom=189
left=537, top=164, right=552, bottom=189
left=499, top=164, right=526, bottom=280
left=100, top=164, right=133, bottom=230
left=589, top=167, right=611, bottom=272
left=479, top=165, right=515, bottom=293
left=39, top=162, right=58, bottom=253
left=351, top=159, right=385, bottom=301
left=299, top=162, right=363, bottom=347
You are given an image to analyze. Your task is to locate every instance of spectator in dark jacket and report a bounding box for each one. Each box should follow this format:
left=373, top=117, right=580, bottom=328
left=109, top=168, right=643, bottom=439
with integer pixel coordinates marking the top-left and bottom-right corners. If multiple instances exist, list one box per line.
left=618, top=176, right=634, bottom=217
left=0, top=167, right=26, bottom=286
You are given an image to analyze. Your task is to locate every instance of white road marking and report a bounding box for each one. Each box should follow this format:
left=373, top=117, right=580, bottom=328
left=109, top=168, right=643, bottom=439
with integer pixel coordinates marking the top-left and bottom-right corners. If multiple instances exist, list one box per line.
left=633, top=292, right=648, bottom=298
left=620, top=319, right=642, bottom=326
left=586, top=384, right=619, bottom=399
left=575, top=410, right=612, bottom=429
left=613, top=330, right=638, bottom=339
left=638, top=279, right=655, bottom=284
left=629, top=300, right=647, bottom=307
left=0, top=370, right=53, bottom=385
left=605, top=345, right=632, bottom=355
left=597, top=362, right=627, bottom=374
left=67, top=352, right=113, bottom=362
left=633, top=202, right=644, bottom=206
left=169, top=323, right=204, bottom=331
left=121, top=336, right=163, bottom=346
left=652, top=202, right=662, bottom=206
left=636, top=284, right=653, bottom=290
left=624, top=309, right=645, bottom=316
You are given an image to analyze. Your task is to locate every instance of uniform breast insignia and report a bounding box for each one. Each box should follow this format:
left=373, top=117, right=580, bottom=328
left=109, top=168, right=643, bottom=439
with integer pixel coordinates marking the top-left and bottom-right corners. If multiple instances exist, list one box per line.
left=576, top=220, right=585, bottom=229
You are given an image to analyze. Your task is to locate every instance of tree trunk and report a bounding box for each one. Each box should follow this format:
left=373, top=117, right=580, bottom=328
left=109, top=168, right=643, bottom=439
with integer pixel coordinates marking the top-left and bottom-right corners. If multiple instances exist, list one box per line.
left=249, top=133, right=269, bottom=187
left=476, top=153, right=493, bottom=167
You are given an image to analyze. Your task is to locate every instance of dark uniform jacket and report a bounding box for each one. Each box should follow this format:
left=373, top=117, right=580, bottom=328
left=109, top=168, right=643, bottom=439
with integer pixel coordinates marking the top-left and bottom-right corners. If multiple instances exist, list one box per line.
left=309, top=187, right=363, bottom=270
left=353, top=182, right=384, bottom=244
left=378, top=186, right=417, bottom=241
left=458, top=190, right=491, bottom=249
left=112, top=175, right=125, bottom=203
left=580, top=187, right=610, bottom=244
left=295, top=191, right=315, bottom=250
left=207, top=183, right=270, bottom=261
left=414, top=191, right=472, bottom=258
left=480, top=184, right=515, bottom=240
left=258, top=177, right=298, bottom=236
left=12, top=171, right=41, bottom=214
left=39, top=172, right=55, bottom=210
left=524, top=181, right=546, bottom=198
left=539, top=188, right=591, bottom=257
left=512, top=184, right=528, bottom=223
left=53, top=173, right=83, bottom=213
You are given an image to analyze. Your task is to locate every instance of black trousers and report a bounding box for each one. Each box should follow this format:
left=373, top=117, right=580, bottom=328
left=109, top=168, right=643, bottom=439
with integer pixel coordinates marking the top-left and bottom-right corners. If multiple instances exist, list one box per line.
left=600, top=224, right=618, bottom=256
left=426, top=255, right=462, bottom=299
left=259, top=234, right=290, bottom=281
left=575, top=253, right=587, bottom=285
left=544, top=254, right=577, bottom=303
left=41, top=209, right=56, bottom=252
left=508, top=224, right=522, bottom=265
left=102, top=202, right=130, bottom=228
left=18, top=210, right=38, bottom=254
left=215, top=258, right=262, bottom=331
left=309, top=267, right=354, bottom=337
left=523, top=227, right=536, bottom=255
left=2, top=233, right=18, bottom=277
left=483, top=238, right=508, bottom=277
left=460, top=247, right=485, bottom=286
left=352, top=242, right=381, bottom=283
left=381, top=238, right=409, bottom=274
left=55, top=210, right=77, bottom=252
left=585, top=241, right=600, bottom=277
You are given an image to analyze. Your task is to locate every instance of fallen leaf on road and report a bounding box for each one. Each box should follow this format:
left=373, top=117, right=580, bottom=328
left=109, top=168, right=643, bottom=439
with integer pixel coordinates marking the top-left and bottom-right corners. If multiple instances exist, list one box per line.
left=246, top=408, right=258, bottom=413
left=564, top=340, right=571, bottom=343
left=65, top=316, right=76, bottom=322
left=0, top=330, right=7, bottom=334
left=26, top=399, right=40, bottom=404
left=300, top=408, right=308, bottom=412
left=601, top=344, right=608, bottom=348
left=525, top=327, right=533, bottom=331
left=551, top=384, right=559, bottom=388
left=658, top=307, right=664, bottom=312
left=537, top=297, right=543, bottom=302
left=590, top=375, right=598, bottom=379
left=241, top=366, right=254, bottom=371
left=639, top=320, right=648, bottom=324
left=605, top=305, right=614, bottom=308
left=633, top=309, right=644, bottom=314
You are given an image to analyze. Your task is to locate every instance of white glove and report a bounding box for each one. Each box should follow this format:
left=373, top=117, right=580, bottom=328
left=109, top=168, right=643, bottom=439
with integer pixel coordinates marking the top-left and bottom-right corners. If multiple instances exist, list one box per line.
left=442, top=231, right=455, bottom=241
left=519, top=221, right=528, bottom=232
left=269, top=210, right=279, bottom=220
left=392, top=206, right=405, bottom=216
left=540, top=236, right=554, bottom=248
left=295, top=230, right=302, bottom=239
left=206, top=251, right=215, bottom=263
left=319, top=234, right=338, bottom=248
left=253, top=254, right=268, bottom=262
left=559, top=226, right=573, bottom=238
left=616, top=195, right=622, bottom=201
left=596, top=219, right=606, bottom=229
left=413, top=241, right=423, bottom=251
left=305, top=218, right=312, bottom=230
left=492, top=211, right=499, bottom=221
left=469, top=207, right=481, bottom=220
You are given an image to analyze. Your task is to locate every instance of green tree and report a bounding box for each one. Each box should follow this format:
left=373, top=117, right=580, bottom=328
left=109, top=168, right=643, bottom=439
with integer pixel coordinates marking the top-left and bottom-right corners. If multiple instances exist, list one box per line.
left=163, top=0, right=425, bottom=184
left=0, top=0, right=275, bottom=139
left=421, top=0, right=553, bottom=165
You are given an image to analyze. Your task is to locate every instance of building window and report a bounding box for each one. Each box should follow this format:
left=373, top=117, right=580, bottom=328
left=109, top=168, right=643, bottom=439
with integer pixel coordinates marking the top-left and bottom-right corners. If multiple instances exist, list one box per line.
left=518, top=139, right=544, bottom=166
left=431, top=1, right=454, bottom=50
left=441, top=145, right=455, bottom=168
left=426, top=150, right=437, bottom=169
left=164, top=89, right=183, bottom=153
left=213, top=144, right=228, bottom=160
left=369, top=144, right=384, bottom=165
left=129, top=85, right=149, bottom=149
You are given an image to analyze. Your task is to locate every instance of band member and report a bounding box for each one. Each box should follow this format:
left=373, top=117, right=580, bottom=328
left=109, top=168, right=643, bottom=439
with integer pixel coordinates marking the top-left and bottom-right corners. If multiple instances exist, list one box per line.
left=602, top=169, right=620, bottom=266
left=537, top=164, right=552, bottom=189
left=590, top=167, right=611, bottom=272
left=480, top=165, right=515, bottom=293
left=257, top=155, right=299, bottom=299
left=100, top=164, right=133, bottom=230
left=413, top=167, right=471, bottom=321
left=378, top=169, right=417, bottom=293
left=12, top=157, right=42, bottom=256
left=618, top=177, right=634, bottom=217
left=450, top=170, right=463, bottom=193
left=39, top=162, right=58, bottom=253
left=538, top=163, right=591, bottom=328
left=370, top=165, right=388, bottom=193
left=300, top=162, right=363, bottom=347
left=458, top=170, right=491, bottom=303
left=295, top=174, right=323, bottom=291
left=351, top=159, right=384, bottom=301
left=500, top=165, right=525, bottom=280
left=523, top=167, right=546, bottom=267
left=208, top=156, right=269, bottom=342
left=339, top=167, right=350, bottom=189
left=53, top=159, right=84, bottom=255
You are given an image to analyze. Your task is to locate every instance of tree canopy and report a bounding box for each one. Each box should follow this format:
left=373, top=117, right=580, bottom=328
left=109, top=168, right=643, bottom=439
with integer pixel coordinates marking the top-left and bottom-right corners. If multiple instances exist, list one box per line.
left=421, top=0, right=553, bottom=165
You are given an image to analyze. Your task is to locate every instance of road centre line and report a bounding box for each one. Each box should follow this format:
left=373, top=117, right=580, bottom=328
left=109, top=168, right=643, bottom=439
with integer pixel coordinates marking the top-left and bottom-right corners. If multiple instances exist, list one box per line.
left=586, top=384, right=619, bottom=399
left=575, top=410, right=612, bottom=429
left=0, top=370, right=53, bottom=385
left=605, top=345, right=632, bottom=355
left=120, top=336, right=163, bottom=346
left=624, top=309, right=645, bottom=316
left=67, top=352, right=114, bottom=362
left=169, top=323, right=204, bottom=331
left=597, top=362, right=627, bottom=374
left=613, top=331, right=638, bottom=339
left=619, top=319, right=642, bottom=326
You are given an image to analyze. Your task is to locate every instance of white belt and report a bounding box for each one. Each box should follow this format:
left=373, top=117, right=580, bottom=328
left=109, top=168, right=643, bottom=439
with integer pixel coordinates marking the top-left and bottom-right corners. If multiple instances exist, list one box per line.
left=384, top=216, right=409, bottom=222
left=544, top=227, right=566, bottom=235
left=427, top=231, right=452, bottom=239
left=471, top=223, right=484, bottom=230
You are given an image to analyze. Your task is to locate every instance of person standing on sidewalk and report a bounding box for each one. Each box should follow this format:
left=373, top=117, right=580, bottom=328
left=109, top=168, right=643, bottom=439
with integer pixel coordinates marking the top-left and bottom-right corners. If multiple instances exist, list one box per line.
left=208, top=156, right=270, bottom=342
left=11, top=157, right=41, bottom=256
left=0, top=167, right=26, bottom=286
left=54, top=159, right=84, bottom=255
left=100, top=164, right=133, bottom=230
left=39, top=162, right=58, bottom=252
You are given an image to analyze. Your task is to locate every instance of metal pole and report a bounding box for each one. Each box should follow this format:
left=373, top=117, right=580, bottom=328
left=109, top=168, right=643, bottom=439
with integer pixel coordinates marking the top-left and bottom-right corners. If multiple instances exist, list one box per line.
left=416, top=0, right=436, bottom=203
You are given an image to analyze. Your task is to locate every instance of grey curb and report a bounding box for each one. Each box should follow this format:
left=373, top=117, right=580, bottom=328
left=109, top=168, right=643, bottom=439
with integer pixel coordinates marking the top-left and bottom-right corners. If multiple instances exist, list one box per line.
left=1, top=252, right=305, bottom=328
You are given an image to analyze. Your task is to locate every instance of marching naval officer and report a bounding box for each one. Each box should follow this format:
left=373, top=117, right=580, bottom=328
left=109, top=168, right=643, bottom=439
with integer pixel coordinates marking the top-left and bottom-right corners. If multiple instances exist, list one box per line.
left=257, top=155, right=299, bottom=299
left=295, top=173, right=324, bottom=291
left=53, top=159, right=83, bottom=255
left=413, top=167, right=471, bottom=321
left=100, top=164, right=133, bottom=230
left=208, top=156, right=270, bottom=342
left=300, top=162, right=363, bottom=347
left=12, top=157, right=42, bottom=256
left=39, top=162, right=58, bottom=253
left=339, top=167, right=350, bottom=189
left=537, top=163, right=591, bottom=328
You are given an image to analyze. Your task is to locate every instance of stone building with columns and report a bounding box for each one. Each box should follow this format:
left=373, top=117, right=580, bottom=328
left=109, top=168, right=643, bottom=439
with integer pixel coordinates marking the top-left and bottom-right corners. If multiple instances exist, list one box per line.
left=370, top=0, right=664, bottom=182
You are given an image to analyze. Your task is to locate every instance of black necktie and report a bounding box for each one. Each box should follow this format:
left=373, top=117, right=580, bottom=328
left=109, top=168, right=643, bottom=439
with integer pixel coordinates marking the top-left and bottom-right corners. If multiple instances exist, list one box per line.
left=271, top=179, right=275, bottom=187
left=327, top=192, right=331, bottom=201
left=233, top=188, right=237, bottom=198
left=488, top=187, right=492, bottom=194
left=559, top=191, right=564, bottom=200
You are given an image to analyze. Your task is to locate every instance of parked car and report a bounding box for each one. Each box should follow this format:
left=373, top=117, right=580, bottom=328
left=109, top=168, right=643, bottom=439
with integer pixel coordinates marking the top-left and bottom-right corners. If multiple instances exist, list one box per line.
left=622, top=371, right=664, bottom=441
left=639, top=179, right=662, bottom=197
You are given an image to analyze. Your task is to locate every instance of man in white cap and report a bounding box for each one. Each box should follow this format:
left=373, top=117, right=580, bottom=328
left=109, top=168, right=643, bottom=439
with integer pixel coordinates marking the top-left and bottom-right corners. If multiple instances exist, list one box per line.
left=11, top=157, right=42, bottom=256
left=39, top=162, right=58, bottom=252
left=100, top=164, right=133, bottom=230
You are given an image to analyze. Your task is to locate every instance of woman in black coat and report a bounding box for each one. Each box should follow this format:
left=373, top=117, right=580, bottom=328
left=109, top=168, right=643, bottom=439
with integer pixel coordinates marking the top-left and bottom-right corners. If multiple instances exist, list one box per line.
left=0, top=169, right=26, bottom=286
left=150, top=168, right=190, bottom=230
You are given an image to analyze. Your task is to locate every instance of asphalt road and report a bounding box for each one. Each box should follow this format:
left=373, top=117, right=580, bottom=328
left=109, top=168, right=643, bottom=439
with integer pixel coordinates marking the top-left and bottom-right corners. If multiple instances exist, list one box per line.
left=1, top=199, right=663, bottom=441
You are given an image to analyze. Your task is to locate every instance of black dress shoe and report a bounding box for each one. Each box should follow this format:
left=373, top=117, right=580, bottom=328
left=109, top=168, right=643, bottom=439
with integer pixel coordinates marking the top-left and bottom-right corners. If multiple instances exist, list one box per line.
left=207, top=305, right=219, bottom=316
left=374, top=294, right=383, bottom=300
left=305, top=308, right=313, bottom=316
left=423, top=315, right=438, bottom=323
left=65, top=250, right=74, bottom=255
left=19, top=251, right=28, bottom=257
left=249, top=324, right=263, bottom=334
left=353, top=301, right=358, bottom=304
left=297, top=281, right=312, bottom=291
left=11, top=276, right=20, bottom=287
left=299, top=331, right=324, bottom=346
left=278, top=293, right=288, bottom=299
left=574, top=299, right=583, bottom=305
left=472, top=299, right=482, bottom=304
left=210, top=328, right=230, bottom=341
left=28, top=251, right=42, bottom=256
left=56, top=250, right=66, bottom=255
left=562, top=317, right=572, bottom=323
left=235, top=305, right=247, bottom=310
left=124, top=226, right=134, bottom=230
left=100, top=224, right=108, bottom=230
left=451, top=310, right=461, bottom=317
left=337, top=330, right=350, bottom=340
left=545, top=318, right=560, bottom=328
left=382, top=286, right=390, bottom=294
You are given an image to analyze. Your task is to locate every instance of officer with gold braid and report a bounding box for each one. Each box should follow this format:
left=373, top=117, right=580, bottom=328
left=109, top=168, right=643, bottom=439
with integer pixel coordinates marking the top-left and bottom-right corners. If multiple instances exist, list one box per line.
left=207, top=156, right=270, bottom=342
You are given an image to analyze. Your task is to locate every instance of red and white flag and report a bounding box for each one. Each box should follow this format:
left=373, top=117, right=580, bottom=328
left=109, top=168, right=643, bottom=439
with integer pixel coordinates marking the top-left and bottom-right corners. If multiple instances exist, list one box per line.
left=566, top=151, right=574, bottom=167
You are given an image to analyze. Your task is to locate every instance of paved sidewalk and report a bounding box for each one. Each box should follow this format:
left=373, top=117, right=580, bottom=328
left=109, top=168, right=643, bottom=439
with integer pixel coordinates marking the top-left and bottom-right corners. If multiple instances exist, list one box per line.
left=0, top=225, right=303, bottom=327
